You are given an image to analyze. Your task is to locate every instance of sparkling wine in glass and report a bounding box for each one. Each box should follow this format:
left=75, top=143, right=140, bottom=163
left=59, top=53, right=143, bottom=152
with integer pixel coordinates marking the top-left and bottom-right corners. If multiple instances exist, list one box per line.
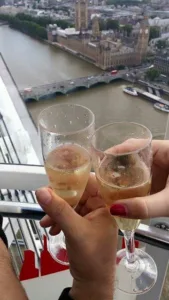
left=91, top=122, right=157, bottom=295
left=39, top=103, right=95, bottom=265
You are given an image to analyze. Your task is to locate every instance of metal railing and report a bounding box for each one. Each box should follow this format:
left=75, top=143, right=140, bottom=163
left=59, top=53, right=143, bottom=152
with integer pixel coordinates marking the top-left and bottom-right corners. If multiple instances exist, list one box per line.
left=0, top=112, right=48, bottom=274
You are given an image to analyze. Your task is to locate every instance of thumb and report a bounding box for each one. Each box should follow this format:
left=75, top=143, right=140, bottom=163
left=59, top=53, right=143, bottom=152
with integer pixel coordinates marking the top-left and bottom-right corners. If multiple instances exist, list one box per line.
left=110, top=188, right=169, bottom=219
left=36, top=187, right=82, bottom=237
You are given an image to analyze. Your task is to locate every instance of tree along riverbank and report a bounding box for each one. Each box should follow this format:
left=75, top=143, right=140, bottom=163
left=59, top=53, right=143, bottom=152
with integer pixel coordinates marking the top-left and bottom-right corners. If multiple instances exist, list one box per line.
left=0, top=13, right=74, bottom=40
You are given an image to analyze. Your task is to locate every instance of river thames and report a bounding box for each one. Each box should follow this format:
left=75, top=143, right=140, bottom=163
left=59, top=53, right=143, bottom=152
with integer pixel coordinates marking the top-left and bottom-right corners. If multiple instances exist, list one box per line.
left=0, top=25, right=167, bottom=137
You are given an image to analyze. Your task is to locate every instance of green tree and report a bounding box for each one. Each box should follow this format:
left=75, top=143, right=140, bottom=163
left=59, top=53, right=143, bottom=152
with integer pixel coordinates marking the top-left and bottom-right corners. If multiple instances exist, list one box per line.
left=117, top=65, right=125, bottom=70
left=32, top=3, right=36, bottom=9
left=16, top=13, right=73, bottom=29
left=123, top=24, right=133, bottom=37
left=7, top=15, right=47, bottom=40
left=106, top=19, right=119, bottom=30
left=156, top=39, right=168, bottom=49
left=146, top=68, right=160, bottom=81
left=149, top=26, right=160, bottom=41
left=0, top=13, right=13, bottom=21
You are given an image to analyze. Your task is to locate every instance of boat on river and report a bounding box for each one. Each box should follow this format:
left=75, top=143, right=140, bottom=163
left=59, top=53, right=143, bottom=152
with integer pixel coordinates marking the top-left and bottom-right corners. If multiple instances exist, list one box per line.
left=123, top=86, right=138, bottom=96
left=154, top=102, right=169, bottom=113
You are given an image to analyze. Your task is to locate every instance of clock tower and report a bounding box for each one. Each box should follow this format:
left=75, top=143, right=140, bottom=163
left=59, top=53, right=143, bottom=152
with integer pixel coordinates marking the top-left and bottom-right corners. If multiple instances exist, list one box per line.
left=135, top=16, right=150, bottom=64
left=75, top=0, right=88, bottom=32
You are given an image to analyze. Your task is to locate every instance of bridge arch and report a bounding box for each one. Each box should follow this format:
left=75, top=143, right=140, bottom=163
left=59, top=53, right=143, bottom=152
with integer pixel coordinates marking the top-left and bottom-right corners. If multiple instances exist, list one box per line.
left=25, top=97, right=38, bottom=103
left=108, top=77, right=121, bottom=83
left=89, top=81, right=107, bottom=88
left=54, top=91, right=66, bottom=96
left=75, top=85, right=88, bottom=91
left=97, top=79, right=108, bottom=84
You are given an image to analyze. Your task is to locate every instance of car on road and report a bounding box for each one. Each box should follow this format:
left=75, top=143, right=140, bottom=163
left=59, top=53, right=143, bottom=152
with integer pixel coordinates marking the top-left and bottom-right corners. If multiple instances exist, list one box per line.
left=111, top=70, right=118, bottom=75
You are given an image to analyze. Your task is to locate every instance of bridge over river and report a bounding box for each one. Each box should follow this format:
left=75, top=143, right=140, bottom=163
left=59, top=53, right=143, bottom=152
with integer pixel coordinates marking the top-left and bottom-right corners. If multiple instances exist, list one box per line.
left=20, top=71, right=129, bottom=102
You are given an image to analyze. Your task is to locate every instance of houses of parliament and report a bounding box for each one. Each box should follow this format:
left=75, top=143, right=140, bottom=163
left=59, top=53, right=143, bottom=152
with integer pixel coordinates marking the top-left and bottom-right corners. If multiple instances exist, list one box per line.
left=47, top=0, right=150, bottom=70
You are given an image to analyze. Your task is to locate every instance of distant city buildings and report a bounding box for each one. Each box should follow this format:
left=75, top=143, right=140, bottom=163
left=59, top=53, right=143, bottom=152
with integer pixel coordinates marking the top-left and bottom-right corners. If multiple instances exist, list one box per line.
left=149, top=17, right=169, bottom=34
left=0, top=0, right=5, bottom=6
left=154, top=55, right=169, bottom=75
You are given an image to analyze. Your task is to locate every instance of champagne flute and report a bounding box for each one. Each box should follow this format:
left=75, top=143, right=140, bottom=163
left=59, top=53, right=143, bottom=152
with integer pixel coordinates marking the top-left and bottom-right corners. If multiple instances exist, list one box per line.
left=39, top=103, right=95, bottom=265
left=91, top=122, right=157, bottom=294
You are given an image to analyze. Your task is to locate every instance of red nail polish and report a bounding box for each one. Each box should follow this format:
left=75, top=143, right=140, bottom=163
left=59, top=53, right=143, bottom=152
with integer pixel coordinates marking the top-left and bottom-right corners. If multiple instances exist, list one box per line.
left=110, top=204, right=127, bottom=216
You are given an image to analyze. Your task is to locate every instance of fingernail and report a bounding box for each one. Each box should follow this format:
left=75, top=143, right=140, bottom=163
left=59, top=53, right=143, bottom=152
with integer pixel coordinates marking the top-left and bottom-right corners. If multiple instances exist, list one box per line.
left=110, top=204, right=128, bottom=216
left=36, top=188, right=52, bottom=205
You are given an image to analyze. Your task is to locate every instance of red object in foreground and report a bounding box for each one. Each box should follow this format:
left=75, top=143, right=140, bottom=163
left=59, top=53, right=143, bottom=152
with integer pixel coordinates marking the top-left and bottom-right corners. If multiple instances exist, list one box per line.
left=40, top=235, right=69, bottom=276
left=20, top=236, right=69, bottom=281
left=20, top=250, right=39, bottom=281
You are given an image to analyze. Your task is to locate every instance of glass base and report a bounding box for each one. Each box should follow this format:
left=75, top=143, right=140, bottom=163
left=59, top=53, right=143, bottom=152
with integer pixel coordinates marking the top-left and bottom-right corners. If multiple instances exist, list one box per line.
left=116, top=248, right=157, bottom=294
left=48, top=231, right=69, bottom=266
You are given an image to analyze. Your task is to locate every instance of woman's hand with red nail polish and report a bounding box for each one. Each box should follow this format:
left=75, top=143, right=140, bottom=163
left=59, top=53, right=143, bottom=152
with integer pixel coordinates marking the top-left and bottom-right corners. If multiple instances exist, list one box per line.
left=110, top=140, right=169, bottom=220
left=110, top=204, right=128, bottom=217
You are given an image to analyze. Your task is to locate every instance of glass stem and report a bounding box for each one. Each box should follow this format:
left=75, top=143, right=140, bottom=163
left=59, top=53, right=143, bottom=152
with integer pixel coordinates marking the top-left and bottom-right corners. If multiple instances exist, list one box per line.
left=123, top=230, right=135, bottom=264
left=61, top=231, right=66, bottom=249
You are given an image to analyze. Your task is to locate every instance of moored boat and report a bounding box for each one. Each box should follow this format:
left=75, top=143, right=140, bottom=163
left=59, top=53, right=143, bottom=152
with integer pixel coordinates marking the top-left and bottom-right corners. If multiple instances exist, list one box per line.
left=154, top=102, right=169, bottom=113
left=123, top=86, right=138, bottom=96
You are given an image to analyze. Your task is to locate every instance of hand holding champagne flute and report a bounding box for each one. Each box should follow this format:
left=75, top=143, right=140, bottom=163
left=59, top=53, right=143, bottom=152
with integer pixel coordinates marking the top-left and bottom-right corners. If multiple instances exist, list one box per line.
left=39, top=103, right=95, bottom=265
left=91, top=122, right=157, bottom=295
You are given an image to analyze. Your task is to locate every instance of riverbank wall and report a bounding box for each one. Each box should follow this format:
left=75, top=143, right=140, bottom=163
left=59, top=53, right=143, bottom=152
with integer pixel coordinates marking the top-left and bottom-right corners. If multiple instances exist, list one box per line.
left=45, top=40, right=101, bottom=70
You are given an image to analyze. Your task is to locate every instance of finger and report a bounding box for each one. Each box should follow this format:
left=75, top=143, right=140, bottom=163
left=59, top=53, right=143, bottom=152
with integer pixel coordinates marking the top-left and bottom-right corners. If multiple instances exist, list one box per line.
left=77, top=173, right=98, bottom=207
left=40, top=215, right=61, bottom=235
left=36, top=187, right=84, bottom=237
left=49, top=224, right=61, bottom=236
left=76, top=173, right=99, bottom=214
left=78, top=196, right=105, bottom=216
left=40, top=215, right=55, bottom=228
left=110, top=188, right=169, bottom=219
left=106, top=138, right=150, bottom=155
left=152, top=140, right=169, bottom=170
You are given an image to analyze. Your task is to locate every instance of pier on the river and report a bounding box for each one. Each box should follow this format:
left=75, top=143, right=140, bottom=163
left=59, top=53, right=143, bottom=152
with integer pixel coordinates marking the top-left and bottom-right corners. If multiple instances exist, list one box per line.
left=138, top=80, right=169, bottom=97
left=136, top=88, right=169, bottom=105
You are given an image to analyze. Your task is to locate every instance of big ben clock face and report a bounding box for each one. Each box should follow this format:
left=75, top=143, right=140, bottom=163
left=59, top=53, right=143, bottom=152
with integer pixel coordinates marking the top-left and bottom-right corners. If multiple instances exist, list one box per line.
left=145, top=29, right=149, bottom=34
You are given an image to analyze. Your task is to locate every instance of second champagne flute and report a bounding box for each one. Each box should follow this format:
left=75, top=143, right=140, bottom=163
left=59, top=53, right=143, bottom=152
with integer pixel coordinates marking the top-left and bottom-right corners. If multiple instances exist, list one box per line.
left=39, top=103, right=95, bottom=265
left=91, top=122, right=157, bottom=294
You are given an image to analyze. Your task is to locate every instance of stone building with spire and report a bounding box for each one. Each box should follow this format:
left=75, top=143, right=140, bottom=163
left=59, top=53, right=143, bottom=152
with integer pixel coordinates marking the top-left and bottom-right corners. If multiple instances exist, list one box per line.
left=47, top=2, right=150, bottom=70
left=75, top=0, right=88, bottom=31
left=91, top=15, right=101, bottom=41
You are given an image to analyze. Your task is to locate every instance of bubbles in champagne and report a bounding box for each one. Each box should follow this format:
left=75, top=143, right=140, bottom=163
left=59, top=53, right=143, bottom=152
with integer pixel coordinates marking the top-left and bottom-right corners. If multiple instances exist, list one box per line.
left=45, top=144, right=91, bottom=207
left=97, top=154, right=151, bottom=230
